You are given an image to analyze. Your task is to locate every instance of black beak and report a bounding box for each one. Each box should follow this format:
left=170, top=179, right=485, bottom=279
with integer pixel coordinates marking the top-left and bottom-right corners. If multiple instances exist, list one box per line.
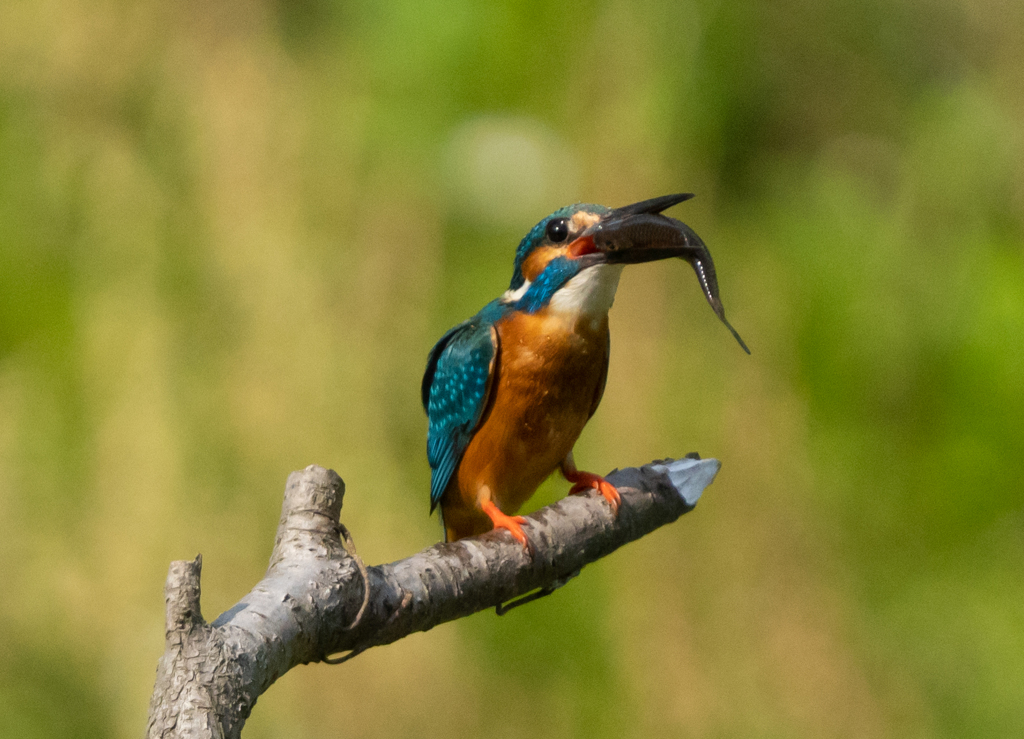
left=574, top=193, right=750, bottom=354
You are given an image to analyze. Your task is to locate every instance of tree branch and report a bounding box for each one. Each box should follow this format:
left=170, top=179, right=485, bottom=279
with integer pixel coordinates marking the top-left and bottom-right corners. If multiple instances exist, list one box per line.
left=146, top=456, right=721, bottom=738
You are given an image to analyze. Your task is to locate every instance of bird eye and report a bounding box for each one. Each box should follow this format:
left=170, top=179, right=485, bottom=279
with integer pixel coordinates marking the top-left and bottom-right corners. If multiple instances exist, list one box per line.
left=545, top=218, right=569, bottom=243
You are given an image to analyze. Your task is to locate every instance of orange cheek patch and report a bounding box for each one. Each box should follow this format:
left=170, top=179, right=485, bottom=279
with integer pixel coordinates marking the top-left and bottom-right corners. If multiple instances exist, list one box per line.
left=521, top=246, right=565, bottom=281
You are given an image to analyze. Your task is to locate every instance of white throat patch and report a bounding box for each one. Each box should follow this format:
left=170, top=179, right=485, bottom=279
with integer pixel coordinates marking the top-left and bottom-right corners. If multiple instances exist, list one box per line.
left=548, top=264, right=624, bottom=326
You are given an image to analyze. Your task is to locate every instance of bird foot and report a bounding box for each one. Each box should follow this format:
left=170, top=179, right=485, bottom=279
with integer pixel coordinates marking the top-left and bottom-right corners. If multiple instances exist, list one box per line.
left=567, top=471, right=621, bottom=513
left=481, top=500, right=530, bottom=548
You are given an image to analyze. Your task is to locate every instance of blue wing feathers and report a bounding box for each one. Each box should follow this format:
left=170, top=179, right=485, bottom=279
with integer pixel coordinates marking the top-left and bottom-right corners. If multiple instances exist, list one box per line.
left=421, top=321, right=466, bottom=411
left=423, top=316, right=500, bottom=511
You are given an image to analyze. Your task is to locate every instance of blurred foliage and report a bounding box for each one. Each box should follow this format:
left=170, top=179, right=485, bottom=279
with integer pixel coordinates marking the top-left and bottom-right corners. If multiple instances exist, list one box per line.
left=1, top=0, right=1022, bottom=736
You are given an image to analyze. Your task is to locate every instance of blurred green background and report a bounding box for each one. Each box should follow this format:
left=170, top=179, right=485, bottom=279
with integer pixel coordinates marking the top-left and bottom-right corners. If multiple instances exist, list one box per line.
left=1, top=0, right=1022, bottom=736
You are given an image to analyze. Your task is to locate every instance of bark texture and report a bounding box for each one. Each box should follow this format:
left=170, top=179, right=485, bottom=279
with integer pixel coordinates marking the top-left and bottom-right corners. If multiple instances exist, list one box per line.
left=146, top=456, right=720, bottom=738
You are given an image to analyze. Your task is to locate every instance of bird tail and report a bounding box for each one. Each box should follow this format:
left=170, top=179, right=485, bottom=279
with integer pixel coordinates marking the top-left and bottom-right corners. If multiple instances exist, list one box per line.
left=437, top=506, right=450, bottom=543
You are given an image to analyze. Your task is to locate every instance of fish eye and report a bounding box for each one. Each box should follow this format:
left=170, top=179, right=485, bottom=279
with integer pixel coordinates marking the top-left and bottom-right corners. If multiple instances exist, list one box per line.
left=546, top=218, right=569, bottom=243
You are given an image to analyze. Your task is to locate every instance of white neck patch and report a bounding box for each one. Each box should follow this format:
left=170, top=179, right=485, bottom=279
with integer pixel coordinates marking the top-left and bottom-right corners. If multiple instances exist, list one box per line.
left=502, top=279, right=532, bottom=303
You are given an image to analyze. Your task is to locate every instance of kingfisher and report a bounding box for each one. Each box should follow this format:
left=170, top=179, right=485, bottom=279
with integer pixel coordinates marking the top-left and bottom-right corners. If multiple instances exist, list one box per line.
left=422, top=193, right=748, bottom=547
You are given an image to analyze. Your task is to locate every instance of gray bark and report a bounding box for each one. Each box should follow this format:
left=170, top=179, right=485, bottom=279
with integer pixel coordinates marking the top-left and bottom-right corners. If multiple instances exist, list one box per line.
left=145, top=456, right=721, bottom=738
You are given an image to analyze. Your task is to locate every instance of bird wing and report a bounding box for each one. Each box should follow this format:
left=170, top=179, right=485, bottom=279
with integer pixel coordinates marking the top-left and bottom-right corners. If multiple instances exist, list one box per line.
left=423, top=318, right=500, bottom=512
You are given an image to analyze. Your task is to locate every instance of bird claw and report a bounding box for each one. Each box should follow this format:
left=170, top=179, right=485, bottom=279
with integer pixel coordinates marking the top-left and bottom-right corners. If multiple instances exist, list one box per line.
left=568, top=472, right=621, bottom=514
left=494, top=515, right=529, bottom=547
left=481, top=500, right=531, bottom=549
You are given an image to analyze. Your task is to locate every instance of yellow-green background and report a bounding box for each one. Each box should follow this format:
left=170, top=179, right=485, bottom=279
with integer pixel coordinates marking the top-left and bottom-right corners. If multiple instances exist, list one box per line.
left=1, top=0, right=1022, bottom=736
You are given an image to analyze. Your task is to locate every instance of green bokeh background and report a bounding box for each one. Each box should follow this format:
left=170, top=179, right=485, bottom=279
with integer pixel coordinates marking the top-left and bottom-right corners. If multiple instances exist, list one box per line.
left=1, top=0, right=1022, bottom=736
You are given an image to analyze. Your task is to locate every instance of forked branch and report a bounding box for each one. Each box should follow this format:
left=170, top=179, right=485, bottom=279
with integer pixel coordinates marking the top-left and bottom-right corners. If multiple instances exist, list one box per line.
left=145, top=456, right=721, bottom=738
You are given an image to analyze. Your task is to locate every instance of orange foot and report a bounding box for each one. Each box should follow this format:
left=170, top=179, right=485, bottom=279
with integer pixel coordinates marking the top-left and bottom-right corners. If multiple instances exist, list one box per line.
left=564, top=469, right=621, bottom=514
left=481, top=499, right=530, bottom=548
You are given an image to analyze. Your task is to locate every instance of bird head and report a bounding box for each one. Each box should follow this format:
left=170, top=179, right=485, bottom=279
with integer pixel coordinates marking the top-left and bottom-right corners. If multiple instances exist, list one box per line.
left=505, top=194, right=750, bottom=353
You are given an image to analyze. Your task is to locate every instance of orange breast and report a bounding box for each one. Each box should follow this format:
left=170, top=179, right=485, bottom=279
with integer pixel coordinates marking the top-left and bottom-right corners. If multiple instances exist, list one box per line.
left=440, top=308, right=609, bottom=539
